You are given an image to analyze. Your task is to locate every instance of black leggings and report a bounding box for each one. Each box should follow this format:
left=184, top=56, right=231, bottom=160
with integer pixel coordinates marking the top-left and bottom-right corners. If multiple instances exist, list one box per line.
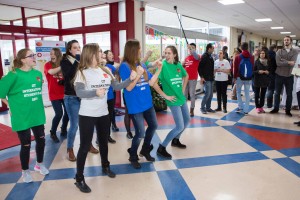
left=254, top=87, right=267, bottom=108
left=77, top=115, right=110, bottom=176
left=17, top=125, right=45, bottom=170
left=216, top=81, right=228, bottom=108
left=107, top=98, right=116, bottom=136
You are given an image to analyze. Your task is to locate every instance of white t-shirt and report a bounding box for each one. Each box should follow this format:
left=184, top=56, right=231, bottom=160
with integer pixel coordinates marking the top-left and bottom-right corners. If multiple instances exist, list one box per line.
left=214, top=59, right=231, bottom=81
left=74, top=67, right=112, bottom=117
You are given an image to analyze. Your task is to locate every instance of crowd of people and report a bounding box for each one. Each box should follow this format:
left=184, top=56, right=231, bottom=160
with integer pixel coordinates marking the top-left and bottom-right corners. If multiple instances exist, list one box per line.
left=0, top=35, right=299, bottom=193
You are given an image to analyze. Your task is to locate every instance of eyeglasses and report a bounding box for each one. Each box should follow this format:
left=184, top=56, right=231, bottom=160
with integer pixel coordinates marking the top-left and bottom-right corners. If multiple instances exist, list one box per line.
left=24, top=54, right=36, bottom=58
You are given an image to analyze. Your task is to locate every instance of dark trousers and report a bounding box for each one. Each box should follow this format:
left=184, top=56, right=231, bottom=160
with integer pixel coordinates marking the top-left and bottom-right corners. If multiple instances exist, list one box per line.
left=17, top=125, right=45, bottom=170
left=216, top=81, right=228, bottom=109
left=123, top=93, right=131, bottom=133
left=274, top=75, right=294, bottom=111
left=107, top=98, right=116, bottom=136
left=51, top=99, right=69, bottom=133
left=77, top=115, right=110, bottom=177
left=266, top=74, right=276, bottom=107
left=297, top=91, right=300, bottom=110
left=254, top=87, right=267, bottom=108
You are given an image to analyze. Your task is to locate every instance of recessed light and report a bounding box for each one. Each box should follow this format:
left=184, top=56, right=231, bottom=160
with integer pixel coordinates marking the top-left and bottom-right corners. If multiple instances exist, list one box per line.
left=271, top=27, right=284, bottom=29
left=290, top=35, right=296, bottom=37
left=280, top=32, right=291, bottom=34
left=218, top=0, right=245, bottom=5
left=255, top=18, right=272, bottom=22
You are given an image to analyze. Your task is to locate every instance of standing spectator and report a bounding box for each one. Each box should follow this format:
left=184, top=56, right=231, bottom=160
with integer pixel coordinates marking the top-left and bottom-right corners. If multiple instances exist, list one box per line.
left=270, top=36, right=299, bottom=117
left=44, top=48, right=69, bottom=143
left=231, top=48, right=242, bottom=100
left=266, top=44, right=277, bottom=108
left=234, top=42, right=254, bottom=115
left=222, top=46, right=230, bottom=62
left=119, top=39, right=162, bottom=169
left=153, top=46, right=190, bottom=159
left=61, top=40, right=98, bottom=162
left=214, top=50, right=231, bottom=113
left=184, top=43, right=200, bottom=117
left=73, top=43, right=136, bottom=193
left=198, top=43, right=215, bottom=114
left=253, top=49, right=270, bottom=113
left=0, top=48, right=49, bottom=183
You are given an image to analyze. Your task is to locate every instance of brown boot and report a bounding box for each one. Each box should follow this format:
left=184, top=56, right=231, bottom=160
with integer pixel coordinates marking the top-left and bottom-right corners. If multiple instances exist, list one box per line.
left=190, top=108, right=194, bottom=117
left=67, top=148, right=76, bottom=162
left=89, top=144, right=99, bottom=154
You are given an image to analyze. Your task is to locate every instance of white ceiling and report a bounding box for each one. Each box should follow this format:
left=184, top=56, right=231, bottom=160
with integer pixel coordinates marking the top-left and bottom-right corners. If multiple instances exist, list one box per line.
left=0, top=0, right=299, bottom=40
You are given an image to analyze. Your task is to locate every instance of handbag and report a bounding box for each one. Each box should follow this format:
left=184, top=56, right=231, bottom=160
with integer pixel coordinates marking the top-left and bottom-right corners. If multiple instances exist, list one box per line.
left=291, top=67, right=300, bottom=76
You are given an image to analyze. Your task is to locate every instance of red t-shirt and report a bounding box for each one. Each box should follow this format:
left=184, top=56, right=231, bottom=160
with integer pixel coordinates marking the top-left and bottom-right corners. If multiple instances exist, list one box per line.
left=184, top=54, right=200, bottom=80
left=44, top=62, right=64, bottom=101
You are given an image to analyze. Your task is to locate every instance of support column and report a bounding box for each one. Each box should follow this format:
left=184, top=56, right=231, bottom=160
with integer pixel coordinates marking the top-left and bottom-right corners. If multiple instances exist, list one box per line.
left=21, top=7, right=29, bottom=48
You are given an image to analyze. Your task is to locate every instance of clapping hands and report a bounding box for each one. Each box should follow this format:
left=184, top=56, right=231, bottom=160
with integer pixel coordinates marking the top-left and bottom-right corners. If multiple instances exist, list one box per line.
left=96, top=88, right=106, bottom=98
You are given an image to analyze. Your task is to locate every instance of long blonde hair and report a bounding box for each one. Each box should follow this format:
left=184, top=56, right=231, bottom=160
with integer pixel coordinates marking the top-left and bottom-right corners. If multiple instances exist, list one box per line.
left=77, top=43, right=113, bottom=82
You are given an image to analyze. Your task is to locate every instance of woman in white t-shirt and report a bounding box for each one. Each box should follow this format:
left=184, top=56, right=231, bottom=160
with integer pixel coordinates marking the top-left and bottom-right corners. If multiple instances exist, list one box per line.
left=73, top=43, right=138, bottom=193
left=214, top=50, right=231, bottom=113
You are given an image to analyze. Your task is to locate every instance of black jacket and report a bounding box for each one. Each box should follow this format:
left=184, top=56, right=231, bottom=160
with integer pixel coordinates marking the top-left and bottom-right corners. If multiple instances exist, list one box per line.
left=253, top=59, right=270, bottom=88
left=268, top=50, right=277, bottom=75
left=198, top=52, right=214, bottom=81
left=60, top=58, right=79, bottom=96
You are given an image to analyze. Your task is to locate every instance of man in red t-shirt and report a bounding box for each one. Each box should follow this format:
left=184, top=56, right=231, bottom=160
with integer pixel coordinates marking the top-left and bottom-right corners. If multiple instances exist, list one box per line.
left=184, top=43, right=201, bottom=117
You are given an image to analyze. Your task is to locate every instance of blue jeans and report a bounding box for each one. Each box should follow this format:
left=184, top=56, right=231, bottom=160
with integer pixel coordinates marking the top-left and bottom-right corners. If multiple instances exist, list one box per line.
left=51, top=99, right=69, bottom=133
left=274, top=74, right=294, bottom=111
left=162, top=103, right=190, bottom=147
left=130, top=107, right=157, bottom=160
left=201, top=81, right=213, bottom=111
left=236, top=78, right=251, bottom=113
left=64, top=96, right=80, bottom=149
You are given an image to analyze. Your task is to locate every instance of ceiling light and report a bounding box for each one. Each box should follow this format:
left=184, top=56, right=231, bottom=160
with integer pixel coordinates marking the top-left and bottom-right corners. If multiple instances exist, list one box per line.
left=255, top=18, right=272, bottom=22
left=280, top=32, right=291, bottom=34
left=218, top=0, right=245, bottom=5
left=290, top=35, right=296, bottom=37
left=271, top=27, right=284, bottom=29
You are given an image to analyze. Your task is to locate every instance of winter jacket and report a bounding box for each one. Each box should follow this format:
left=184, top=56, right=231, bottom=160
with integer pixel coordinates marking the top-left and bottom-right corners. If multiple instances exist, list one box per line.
left=198, top=52, right=214, bottom=81
left=253, top=59, right=270, bottom=88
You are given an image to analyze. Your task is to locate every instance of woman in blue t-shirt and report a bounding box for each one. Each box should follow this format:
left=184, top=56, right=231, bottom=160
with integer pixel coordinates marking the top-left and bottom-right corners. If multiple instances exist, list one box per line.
left=119, top=39, right=162, bottom=169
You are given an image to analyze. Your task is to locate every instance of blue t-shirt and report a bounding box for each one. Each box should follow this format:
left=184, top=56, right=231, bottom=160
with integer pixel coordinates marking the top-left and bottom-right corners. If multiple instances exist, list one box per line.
left=119, top=62, right=153, bottom=114
left=106, top=64, right=116, bottom=100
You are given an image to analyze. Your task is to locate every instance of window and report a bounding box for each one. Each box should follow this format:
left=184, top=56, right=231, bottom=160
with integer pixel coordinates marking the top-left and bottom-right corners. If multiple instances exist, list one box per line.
left=43, top=36, right=60, bottom=41
left=13, top=20, right=23, bottom=26
left=27, top=17, right=40, bottom=27
left=62, top=10, right=82, bottom=28
left=146, top=6, right=179, bottom=29
left=118, top=2, right=126, bottom=22
left=15, top=39, right=25, bottom=52
left=29, top=38, right=42, bottom=52
left=63, top=34, right=83, bottom=48
left=85, top=6, right=109, bottom=26
left=0, top=40, right=13, bottom=75
left=86, top=32, right=110, bottom=51
left=119, top=30, right=126, bottom=57
left=43, top=14, right=58, bottom=29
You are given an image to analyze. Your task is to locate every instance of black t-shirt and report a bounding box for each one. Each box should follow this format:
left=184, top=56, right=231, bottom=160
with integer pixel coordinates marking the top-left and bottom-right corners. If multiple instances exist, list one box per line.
left=60, top=58, right=78, bottom=96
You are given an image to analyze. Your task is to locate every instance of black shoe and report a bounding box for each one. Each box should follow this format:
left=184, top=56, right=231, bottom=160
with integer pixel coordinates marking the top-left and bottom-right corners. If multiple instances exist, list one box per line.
left=171, top=138, right=186, bottom=149
left=74, top=176, right=91, bottom=193
left=139, top=146, right=155, bottom=161
left=206, top=108, right=216, bottom=113
left=270, top=109, right=279, bottom=113
left=157, top=144, right=172, bottom=159
left=223, top=109, right=227, bottom=113
left=111, top=124, right=119, bottom=132
left=126, top=132, right=133, bottom=139
left=293, top=121, right=300, bottom=125
left=50, top=131, right=60, bottom=143
left=130, top=160, right=141, bottom=169
left=60, top=128, right=67, bottom=137
left=127, top=148, right=139, bottom=160
left=215, top=108, right=222, bottom=112
left=102, top=167, right=116, bottom=178
left=108, top=136, right=116, bottom=144
left=286, top=111, right=292, bottom=117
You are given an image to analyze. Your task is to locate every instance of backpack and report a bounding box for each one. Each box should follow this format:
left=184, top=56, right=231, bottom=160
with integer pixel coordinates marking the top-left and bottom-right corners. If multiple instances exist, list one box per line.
left=239, top=54, right=253, bottom=80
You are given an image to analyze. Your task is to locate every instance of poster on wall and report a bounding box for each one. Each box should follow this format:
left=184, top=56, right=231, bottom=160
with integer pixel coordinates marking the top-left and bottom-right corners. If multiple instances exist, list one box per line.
left=35, top=40, right=66, bottom=106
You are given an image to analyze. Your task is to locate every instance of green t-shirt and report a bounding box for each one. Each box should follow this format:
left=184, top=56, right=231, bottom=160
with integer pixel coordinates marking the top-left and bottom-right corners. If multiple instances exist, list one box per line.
left=159, top=60, right=187, bottom=106
left=0, top=68, right=46, bottom=131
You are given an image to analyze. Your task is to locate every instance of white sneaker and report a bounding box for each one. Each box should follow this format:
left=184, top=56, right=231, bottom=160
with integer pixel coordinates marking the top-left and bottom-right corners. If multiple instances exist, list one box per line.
left=34, top=162, right=49, bottom=175
left=22, top=170, right=33, bottom=183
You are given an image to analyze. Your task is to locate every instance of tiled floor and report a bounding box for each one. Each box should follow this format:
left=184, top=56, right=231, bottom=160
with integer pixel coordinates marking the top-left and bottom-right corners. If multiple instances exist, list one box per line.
left=1, top=94, right=300, bottom=200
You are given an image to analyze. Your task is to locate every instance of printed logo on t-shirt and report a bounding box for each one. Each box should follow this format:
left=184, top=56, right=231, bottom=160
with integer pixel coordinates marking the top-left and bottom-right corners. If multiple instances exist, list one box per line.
left=36, top=77, right=41, bottom=82
left=103, top=73, right=108, bottom=78
left=177, top=68, right=181, bottom=73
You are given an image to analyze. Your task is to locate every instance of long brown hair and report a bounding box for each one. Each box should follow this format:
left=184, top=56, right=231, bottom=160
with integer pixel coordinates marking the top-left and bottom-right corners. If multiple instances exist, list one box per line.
left=123, top=39, right=148, bottom=81
left=12, top=48, right=31, bottom=71
left=51, top=48, right=63, bottom=68
left=62, top=40, right=79, bottom=59
left=77, top=43, right=113, bottom=82
left=166, top=45, right=179, bottom=65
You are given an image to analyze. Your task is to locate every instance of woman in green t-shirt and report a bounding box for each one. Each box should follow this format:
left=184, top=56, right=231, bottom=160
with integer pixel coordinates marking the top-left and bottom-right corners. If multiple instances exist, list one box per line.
left=153, top=46, right=190, bottom=159
left=0, top=48, right=49, bottom=183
